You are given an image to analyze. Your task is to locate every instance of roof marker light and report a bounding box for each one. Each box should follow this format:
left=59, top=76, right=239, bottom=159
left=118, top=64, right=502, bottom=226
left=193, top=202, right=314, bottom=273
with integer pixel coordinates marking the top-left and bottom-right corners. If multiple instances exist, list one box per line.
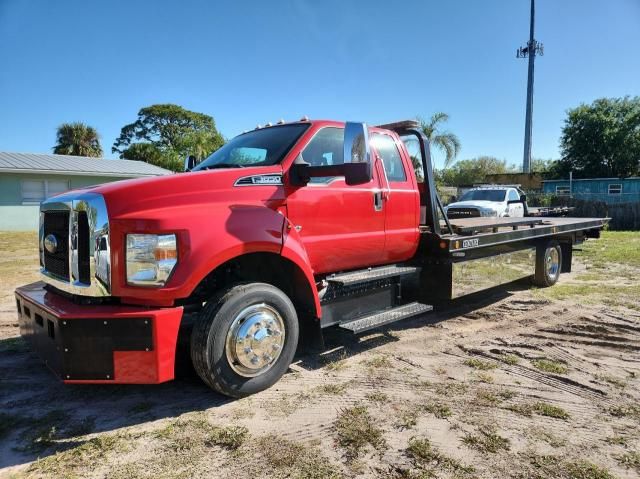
left=277, top=119, right=285, bottom=124
left=266, top=122, right=273, bottom=127
left=300, top=115, right=309, bottom=121
left=255, top=124, right=262, bottom=129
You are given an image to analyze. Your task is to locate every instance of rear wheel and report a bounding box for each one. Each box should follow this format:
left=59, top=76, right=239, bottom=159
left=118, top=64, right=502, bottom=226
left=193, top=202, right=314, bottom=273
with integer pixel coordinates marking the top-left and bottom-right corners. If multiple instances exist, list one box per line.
left=533, top=241, right=562, bottom=287
left=190, top=282, right=299, bottom=398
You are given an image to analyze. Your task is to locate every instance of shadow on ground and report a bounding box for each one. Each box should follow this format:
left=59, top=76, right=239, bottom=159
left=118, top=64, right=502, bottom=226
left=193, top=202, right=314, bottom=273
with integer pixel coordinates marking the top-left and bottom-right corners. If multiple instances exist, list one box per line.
left=0, top=279, right=525, bottom=470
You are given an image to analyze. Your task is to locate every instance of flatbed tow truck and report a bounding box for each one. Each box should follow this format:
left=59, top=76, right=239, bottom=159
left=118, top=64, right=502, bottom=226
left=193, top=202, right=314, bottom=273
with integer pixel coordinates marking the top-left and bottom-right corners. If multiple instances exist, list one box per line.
left=15, top=119, right=607, bottom=397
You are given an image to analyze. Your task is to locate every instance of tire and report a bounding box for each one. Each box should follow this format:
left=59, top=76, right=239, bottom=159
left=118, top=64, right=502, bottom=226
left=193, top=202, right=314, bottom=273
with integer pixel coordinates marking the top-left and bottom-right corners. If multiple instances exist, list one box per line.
left=533, top=241, right=562, bottom=287
left=190, top=282, right=299, bottom=398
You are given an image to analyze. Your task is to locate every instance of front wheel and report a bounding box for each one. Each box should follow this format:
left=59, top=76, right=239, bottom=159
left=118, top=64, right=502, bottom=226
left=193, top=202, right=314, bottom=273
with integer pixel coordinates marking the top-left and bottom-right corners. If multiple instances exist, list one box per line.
left=532, top=241, right=562, bottom=287
left=190, top=283, right=299, bottom=398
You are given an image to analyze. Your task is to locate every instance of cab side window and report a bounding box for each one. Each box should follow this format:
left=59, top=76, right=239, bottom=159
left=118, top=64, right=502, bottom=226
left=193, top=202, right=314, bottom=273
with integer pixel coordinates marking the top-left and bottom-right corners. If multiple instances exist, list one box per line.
left=301, top=127, right=344, bottom=184
left=373, top=134, right=407, bottom=182
left=507, top=189, right=520, bottom=202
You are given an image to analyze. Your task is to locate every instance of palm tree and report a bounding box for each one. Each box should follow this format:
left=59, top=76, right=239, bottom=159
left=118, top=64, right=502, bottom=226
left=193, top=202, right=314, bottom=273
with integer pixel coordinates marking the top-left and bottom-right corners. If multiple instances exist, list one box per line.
left=53, top=122, right=103, bottom=157
left=418, top=112, right=461, bottom=169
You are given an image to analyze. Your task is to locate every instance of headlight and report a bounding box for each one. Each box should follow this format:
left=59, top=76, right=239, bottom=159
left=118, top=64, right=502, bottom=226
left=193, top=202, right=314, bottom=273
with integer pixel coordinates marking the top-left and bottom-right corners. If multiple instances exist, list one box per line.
left=126, top=234, right=177, bottom=287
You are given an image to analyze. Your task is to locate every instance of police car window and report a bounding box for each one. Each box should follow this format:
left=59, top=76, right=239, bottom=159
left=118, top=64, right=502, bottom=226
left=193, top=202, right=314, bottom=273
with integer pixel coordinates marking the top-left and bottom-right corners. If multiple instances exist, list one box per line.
left=372, top=134, right=407, bottom=182
left=301, top=127, right=344, bottom=184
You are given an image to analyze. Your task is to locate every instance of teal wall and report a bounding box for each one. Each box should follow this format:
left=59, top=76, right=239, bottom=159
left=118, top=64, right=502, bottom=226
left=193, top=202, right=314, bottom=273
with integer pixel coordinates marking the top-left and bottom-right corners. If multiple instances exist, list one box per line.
left=0, top=173, right=133, bottom=231
left=542, top=178, right=640, bottom=204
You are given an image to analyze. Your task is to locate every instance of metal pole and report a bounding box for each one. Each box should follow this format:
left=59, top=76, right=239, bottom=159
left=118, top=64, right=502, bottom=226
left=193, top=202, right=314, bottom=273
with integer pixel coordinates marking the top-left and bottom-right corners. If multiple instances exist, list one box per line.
left=522, top=0, right=536, bottom=174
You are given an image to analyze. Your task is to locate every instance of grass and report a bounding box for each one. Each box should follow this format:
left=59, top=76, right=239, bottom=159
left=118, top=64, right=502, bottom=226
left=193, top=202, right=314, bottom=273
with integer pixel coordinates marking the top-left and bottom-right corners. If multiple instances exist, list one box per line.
left=608, top=404, right=640, bottom=419
left=16, top=409, right=71, bottom=452
left=434, top=381, right=468, bottom=396
left=531, top=358, right=568, bottom=374
left=474, top=390, right=501, bottom=406
left=363, top=355, right=393, bottom=369
left=526, top=454, right=614, bottom=479
left=616, top=451, right=640, bottom=473
left=0, top=412, right=24, bottom=439
left=206, top=425, right=249, bottom=450
left=365, top=391, right=390, bottom=404
left=576, top=231, right=640, bottom=269
left=318, top=383, right=348, bottom=395
left=396, top=408, right=419, bottom=429
left=26, top=434, right=126, bottom=477
left=501, top=354, right=520, bottom=365
left=464, top=358, right=497, bottom=371
left=475, top=372, right=494, bottom=383
left=422, top=402, right=452, bottom=419
left=462, top=425, right=510, bottom=453
left=507, top=401, right=569, bottom=420
left=334, top=405, right=385, bottom=459
left=407, top=437, right=475, bottom=476
left=595, top=374, right=627, bottom=389
left=532, top=402, right=570, bottom=420
left=323, top=351, right=349, bottom=373
left=256, top=435, right=343, bottom=479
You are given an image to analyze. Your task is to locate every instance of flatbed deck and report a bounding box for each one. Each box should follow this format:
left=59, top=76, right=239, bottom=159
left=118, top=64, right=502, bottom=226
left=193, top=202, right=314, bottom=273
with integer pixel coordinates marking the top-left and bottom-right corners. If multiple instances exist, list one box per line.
left=436, top=217, right=608, bottom=253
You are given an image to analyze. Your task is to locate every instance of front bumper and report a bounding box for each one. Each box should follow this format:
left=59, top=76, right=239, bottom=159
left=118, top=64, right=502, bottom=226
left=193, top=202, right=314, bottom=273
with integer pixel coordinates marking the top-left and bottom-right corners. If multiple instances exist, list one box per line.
left=15, top=282, right=183, bottom=384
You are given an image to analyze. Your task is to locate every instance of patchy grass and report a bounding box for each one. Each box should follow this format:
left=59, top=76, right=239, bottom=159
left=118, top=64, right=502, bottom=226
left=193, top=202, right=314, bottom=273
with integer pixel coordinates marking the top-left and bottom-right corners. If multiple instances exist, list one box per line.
left=422, top=402, right=452, bottom=419
left=533, top=402, right=570, bottom=420
left=256, top=435, right=343, bottom=479
left=16, top=409, right=71, bottom=452
left=0, top=336, right=29, bottom=354
left=396, top=408, right=419, bottom=430
left=474, top=390, right=501, bottom=406
left=206, top=425, right=249, bottom=450
left=434, top=381, right=468, bottom=396
left=334, top=405, right=385, bottom=459
left=498, top=389, right=516, bottom=400
left=464, top=358, right=497, bottom=371
left=365, top=391, right=390, bottom=404
left=26, top=434, right=126, bottom=477
left=595, top=374, right=627, bottom=389
left=501, top=354, right=520, bottom=365
left=462, top=426, right=510, bottom=453
left=506, top=401, right=569, bottom=420
left=531, top=358, right=568, bottom=375
left=407, top=437, right=474, bottom=476
left=363, top=355, right=393, bottom=369
left=576, top=231, right=640, bottom=269
left=317, top=383, right=348, bottom=395
left=608, top=404, right=640, bottom=419
left=526, top=454, right=614, bottom=479
left=475, top=372, right=494, bottom=383
left=616, top=451, right=640, bottom=473
left=323, top=351, right=349, bottom=373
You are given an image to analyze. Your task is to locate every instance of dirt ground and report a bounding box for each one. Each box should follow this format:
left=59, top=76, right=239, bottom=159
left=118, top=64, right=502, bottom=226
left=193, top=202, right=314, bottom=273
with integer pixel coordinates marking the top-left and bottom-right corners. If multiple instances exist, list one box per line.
left=0, top=231, right=639, bottom=479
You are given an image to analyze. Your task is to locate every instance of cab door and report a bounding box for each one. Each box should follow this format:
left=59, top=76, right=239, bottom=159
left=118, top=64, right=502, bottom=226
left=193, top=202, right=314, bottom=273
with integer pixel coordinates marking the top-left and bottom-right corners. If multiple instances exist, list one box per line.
left=371, top=132, right=420, bottom=262
left=286, top=126, right=385, bottom=274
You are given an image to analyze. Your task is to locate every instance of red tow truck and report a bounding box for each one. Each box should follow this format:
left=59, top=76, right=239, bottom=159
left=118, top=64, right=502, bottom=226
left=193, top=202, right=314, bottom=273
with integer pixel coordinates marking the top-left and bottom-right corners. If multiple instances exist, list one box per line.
left=16, top=119, right=607, bottom=397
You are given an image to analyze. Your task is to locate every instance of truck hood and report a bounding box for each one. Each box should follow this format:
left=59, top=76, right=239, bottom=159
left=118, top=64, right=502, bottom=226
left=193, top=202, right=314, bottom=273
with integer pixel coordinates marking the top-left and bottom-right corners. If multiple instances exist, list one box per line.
left=79, top=167, right=285, bottom=219
left=446, top=200, right=501, bottom=210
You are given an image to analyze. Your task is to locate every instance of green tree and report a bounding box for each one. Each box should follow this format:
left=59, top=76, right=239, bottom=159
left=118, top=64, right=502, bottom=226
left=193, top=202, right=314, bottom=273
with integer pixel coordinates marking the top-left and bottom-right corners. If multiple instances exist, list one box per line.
left=53, top=122, right=103, bottom=157
left=418, top=112, right=461, bottom=169
left=438, top=156, right=512, bottom=186
left=113, top=104, right=224, bottom=172
left=531, top=158, right=556, bottom=173
left=556, top=97, right=640, bottom=178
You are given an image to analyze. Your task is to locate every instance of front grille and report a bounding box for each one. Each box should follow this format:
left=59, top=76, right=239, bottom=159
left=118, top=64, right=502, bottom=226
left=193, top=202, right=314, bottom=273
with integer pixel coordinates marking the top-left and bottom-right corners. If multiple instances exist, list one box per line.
left=77, top=212, right=91, bottom=284
left=447, top=208, right=481, bottom=219
left=43, top=211, right=69, bottom=280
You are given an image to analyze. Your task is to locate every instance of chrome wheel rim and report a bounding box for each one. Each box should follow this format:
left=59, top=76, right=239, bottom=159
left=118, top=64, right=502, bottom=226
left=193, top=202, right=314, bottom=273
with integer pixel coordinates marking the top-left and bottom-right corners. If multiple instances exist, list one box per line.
left=225, top=303, right=286, bottom=377
left=545, top=247, right=560, bottom=280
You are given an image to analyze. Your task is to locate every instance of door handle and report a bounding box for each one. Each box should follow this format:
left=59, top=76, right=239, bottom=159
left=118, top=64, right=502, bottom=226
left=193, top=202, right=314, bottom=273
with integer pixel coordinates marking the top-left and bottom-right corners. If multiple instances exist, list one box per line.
left=373, top=191, right=383, bottom=211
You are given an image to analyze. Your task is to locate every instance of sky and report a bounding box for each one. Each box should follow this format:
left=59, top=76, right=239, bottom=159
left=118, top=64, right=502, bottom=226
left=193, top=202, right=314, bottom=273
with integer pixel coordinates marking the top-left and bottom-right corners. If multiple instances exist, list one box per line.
left=0, top=0, right=639, bottom=169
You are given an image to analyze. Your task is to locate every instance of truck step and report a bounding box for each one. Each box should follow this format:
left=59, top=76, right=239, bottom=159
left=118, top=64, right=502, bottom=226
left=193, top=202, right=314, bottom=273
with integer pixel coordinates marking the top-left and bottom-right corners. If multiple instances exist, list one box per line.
left=339, top=302, right=433, bottom=334
left=327, top=265, right=419, bottom=287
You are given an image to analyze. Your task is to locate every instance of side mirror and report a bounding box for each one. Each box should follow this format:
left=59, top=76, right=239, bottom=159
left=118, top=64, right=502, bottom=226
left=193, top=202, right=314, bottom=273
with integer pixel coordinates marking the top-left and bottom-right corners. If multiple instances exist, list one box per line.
left=289, top=122, right=372, bottom=186
left=184, top=155, right=197, bottom=171
left=520, top=194, right=527, bottom=203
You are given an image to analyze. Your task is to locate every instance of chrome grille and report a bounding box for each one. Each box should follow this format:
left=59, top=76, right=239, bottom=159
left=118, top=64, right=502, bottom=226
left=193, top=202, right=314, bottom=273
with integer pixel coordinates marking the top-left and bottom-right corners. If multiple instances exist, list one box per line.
left=43, top=211, right=70, bottom=279
left=39, top=192, right=111, bottom=296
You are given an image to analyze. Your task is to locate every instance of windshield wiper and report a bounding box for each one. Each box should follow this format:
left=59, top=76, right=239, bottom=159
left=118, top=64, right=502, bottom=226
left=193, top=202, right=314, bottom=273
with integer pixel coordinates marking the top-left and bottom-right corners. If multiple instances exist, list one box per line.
left=200, top=163, right=246, bottom=170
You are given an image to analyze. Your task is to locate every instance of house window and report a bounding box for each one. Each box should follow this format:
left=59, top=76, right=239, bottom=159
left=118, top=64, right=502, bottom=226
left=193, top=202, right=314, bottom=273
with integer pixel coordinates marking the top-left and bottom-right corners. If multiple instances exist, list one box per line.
left=555, top=185, right=570, bottom=196
left=608, top=184, right=622, bottom=195
left=21, top=179, right=70, bottom=204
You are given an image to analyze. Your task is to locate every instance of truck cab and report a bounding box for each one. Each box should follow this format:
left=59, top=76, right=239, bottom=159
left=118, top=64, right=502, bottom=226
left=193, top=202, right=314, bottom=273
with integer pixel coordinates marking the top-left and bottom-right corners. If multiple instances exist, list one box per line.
left=445, top=186, right=527, bottom=219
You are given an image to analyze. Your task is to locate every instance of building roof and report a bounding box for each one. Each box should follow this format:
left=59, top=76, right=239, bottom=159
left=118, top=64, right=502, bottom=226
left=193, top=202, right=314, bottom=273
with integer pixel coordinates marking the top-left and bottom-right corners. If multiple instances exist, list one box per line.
left=0, top=152, right=172, bottom=177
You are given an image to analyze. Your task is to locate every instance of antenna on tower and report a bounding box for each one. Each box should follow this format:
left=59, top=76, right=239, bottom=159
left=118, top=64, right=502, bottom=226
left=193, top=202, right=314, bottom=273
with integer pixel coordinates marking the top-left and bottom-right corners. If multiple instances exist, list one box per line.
left=517, top=0, right=544, bottom=174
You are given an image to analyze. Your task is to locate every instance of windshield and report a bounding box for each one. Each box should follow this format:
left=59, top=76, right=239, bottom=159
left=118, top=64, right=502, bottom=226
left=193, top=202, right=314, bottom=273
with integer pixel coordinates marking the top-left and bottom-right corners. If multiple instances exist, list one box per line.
left=193, top=123, right=310, bottom=170
left=458, top=189, right=506, bottom=202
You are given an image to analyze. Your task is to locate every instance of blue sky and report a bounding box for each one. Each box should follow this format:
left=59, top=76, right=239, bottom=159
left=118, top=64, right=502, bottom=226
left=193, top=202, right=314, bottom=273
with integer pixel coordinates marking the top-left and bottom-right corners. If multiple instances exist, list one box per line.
left=0, top=0, right=638, bottom=169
